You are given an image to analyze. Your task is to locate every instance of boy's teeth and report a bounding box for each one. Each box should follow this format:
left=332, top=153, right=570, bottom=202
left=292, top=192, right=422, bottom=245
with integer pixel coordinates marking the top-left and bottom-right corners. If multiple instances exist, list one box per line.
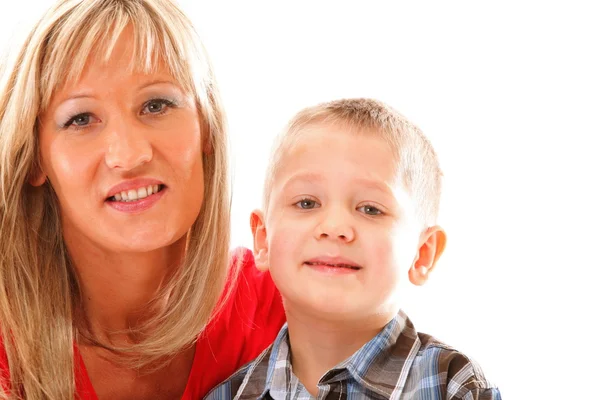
left=113, top=185, right=161, bottom=202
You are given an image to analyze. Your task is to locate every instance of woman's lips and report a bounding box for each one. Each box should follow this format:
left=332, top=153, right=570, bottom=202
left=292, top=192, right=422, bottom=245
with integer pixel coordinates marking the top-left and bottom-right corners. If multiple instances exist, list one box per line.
left=106, top=186, right=166, bottom=213
left=106, top=184, right=165, bottom=202
left=105, top=177, right=165, bottom=199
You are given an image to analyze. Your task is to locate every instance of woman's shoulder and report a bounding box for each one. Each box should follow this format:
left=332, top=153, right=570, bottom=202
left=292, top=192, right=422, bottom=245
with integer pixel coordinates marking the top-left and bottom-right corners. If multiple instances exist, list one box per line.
left=226, top=246, right=285, bottom=345
left=0, top=336, right=9, bottom=390
left=228, top=247, right=277, bottom=296
left=221, top=247, right=284, bottom=326
left=229, top=246, right=258, bottom=278
left=187, top=248, right=286, bottom=398
left=200, top=246, right=285, bottom=346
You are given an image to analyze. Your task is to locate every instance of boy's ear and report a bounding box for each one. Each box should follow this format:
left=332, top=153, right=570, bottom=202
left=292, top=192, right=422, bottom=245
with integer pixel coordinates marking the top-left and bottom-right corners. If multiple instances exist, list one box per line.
left=250, top=209, right=269, bottom=272
left=409, top=226, right=447, bottom=286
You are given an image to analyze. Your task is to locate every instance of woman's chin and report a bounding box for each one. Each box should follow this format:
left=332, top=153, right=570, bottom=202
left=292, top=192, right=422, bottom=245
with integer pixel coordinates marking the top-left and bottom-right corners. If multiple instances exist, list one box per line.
left=91, top=227, right=188, bottom=254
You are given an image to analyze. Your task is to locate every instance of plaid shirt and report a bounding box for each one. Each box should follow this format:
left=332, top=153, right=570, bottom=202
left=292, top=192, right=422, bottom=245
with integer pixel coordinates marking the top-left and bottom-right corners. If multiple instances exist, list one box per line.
left=205, top=310, right=501, bottom=399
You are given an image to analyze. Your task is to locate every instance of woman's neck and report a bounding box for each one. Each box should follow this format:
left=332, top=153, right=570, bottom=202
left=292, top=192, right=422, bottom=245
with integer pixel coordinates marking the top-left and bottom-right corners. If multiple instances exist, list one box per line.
left=67, top=235, right=187, bottom=346
left=284, top=306, right=394, bottom=397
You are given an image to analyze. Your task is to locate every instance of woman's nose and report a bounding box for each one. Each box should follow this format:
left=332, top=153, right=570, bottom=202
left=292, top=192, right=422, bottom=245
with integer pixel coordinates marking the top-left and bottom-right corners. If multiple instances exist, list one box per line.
left=104, top=118, right=153, bottom=171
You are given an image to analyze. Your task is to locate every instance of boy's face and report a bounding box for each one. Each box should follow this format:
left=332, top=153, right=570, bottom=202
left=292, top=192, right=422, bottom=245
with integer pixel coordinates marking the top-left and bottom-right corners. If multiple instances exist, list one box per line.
left=252, top=124, right=444, bottom=321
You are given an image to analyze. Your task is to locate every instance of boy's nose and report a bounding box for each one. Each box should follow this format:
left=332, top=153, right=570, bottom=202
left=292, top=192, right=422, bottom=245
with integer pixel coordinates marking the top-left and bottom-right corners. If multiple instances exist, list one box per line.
left=315, top=212, right=355, bottom=243
left=104, top=119, right=153, bottom=171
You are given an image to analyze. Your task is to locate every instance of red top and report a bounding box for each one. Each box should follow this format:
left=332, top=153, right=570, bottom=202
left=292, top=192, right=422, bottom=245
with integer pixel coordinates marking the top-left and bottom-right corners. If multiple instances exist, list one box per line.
left=1, top=248, right=286, bottom=399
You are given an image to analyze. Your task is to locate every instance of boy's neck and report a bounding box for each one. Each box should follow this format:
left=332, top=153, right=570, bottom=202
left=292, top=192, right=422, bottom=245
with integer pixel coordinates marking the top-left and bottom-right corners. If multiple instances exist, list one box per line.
left=285, top=306, right=396, bottom=397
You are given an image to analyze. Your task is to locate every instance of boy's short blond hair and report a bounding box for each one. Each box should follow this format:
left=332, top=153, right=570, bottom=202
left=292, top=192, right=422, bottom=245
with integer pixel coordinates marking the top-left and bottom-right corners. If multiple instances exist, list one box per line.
left=263, top=98, right=442, bottom=227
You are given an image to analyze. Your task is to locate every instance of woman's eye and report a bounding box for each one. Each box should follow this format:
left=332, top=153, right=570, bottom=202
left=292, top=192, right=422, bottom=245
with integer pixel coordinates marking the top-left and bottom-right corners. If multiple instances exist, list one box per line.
left=63, top=113, right=96, bottom=128
left=142, top=99, right=174, bottom=115
left=358, top=205, right=383, bottom=216
left=295, top=199, right=320, bottom=209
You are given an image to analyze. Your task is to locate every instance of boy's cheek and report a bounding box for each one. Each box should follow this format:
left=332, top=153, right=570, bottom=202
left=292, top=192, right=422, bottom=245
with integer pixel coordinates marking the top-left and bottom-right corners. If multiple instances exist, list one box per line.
left=267, top=221, right=314, bottom=264
left=267, top=224, right=299, bottom=256
left=389, top=225, right=421, bottom=259
left=366, top=234, right=416, bottom=288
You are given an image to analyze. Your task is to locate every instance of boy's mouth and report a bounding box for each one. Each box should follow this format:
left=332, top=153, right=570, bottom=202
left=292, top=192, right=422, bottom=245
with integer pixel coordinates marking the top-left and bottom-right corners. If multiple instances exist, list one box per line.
left=304, top=258, right=362, bottom=270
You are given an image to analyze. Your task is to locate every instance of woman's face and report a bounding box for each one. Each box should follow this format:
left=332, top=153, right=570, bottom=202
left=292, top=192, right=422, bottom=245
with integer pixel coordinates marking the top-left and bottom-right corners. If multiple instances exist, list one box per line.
left=36, top=31, right=206, bottom=254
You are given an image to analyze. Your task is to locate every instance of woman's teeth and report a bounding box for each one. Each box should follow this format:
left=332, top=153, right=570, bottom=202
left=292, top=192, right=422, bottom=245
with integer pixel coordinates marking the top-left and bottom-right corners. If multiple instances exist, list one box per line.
left=111, top=184, right=162, bottom=202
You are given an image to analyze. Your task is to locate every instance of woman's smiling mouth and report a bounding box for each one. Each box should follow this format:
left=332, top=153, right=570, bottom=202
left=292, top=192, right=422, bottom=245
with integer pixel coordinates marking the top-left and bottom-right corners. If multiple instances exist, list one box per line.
left=105, top=178, right=168, bottom=212
left=107, top=184, right=166, bottom=202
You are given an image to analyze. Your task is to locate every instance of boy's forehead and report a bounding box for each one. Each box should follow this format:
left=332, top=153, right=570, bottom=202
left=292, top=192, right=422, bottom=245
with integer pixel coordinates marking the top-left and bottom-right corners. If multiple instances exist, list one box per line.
left=272, top=123, right=408, bottom=192
left=280, top=122, right=402, bottom=172
left=264, top=122, right=422, bottom=227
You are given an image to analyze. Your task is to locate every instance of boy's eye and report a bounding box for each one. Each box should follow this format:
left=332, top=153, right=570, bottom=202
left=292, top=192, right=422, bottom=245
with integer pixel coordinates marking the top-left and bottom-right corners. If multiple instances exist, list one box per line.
left=295, top=199, right=320, bottom=209
left=358, top=205, right=382, bottom=216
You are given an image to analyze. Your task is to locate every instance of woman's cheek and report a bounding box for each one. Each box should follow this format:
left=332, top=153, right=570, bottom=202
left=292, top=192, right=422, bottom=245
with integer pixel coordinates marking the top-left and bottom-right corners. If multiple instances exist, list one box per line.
left=47, top=140, right=100, bottom=196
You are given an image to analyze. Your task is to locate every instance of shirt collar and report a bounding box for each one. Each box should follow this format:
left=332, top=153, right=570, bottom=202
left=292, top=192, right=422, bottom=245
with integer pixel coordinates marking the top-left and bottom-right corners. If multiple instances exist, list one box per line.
left=257, top=323, right=292, bottom=399
left=320, top=310, right=420, bottom=398
left=247, top=310, right=421, bottom=399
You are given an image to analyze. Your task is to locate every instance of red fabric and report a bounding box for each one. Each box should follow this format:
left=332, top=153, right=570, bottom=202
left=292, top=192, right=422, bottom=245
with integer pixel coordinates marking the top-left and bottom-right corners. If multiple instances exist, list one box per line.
left=1, top=247, right=286, bottom=399
left=0, top=335, right=8, bottom=394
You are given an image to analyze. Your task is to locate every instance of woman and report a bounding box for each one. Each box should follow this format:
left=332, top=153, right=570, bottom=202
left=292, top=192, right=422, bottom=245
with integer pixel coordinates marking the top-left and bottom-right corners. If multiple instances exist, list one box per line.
left=0, top=0, right=285, bottom=399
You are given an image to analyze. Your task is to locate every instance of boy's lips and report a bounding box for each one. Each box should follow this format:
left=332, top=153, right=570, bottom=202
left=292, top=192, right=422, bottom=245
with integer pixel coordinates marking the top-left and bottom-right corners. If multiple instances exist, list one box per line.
left=303, top=256, right=362, bottom=270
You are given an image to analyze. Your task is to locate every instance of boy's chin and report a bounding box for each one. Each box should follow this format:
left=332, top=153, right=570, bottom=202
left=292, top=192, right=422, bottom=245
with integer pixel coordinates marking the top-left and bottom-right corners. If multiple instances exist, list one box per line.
left=283, top=295, right=395, bottom=324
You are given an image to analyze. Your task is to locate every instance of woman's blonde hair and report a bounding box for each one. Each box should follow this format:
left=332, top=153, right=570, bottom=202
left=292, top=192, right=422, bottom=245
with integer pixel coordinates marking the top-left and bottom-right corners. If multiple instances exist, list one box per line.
left=0, top=0, right=231, bottom=398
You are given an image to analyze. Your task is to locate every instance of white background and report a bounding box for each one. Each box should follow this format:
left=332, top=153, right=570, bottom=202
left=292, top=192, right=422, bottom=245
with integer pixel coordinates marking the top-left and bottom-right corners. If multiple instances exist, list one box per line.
left=2, top=1, right=599, bottom=398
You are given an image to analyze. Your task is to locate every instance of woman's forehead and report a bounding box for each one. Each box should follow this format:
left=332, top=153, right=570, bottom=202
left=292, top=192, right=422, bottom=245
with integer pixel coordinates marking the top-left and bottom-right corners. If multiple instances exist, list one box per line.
left=71, top=26, right=169, bottom=82
left=45, top=64, right=176, bottom=111
left=41, top=24, right=190, bottom=110
left=44, top=50, right=184, bottom=111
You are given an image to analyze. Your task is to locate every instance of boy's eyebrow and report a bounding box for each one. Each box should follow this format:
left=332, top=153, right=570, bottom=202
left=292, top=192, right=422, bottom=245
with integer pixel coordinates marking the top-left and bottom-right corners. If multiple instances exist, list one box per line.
left=280, top=172, right=394, bottom=196
left=352, top=177, right=395, bottom=196
left=280, top=171, right=324, bottom=190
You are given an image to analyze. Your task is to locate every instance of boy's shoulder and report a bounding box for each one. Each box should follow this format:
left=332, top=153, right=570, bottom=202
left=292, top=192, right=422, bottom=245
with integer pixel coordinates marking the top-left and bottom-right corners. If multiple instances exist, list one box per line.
left=204, top=342, right=274, bottom=400
left=205, top=313, right=501, bottom=400
left=404, top=332, right=500, bottom=399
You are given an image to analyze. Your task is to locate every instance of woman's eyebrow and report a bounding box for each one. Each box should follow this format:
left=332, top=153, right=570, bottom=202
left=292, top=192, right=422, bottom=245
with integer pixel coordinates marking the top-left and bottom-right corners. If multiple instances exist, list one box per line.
left=65, top=93, right=92, bottom=101
left=137, top=79, right=179, bottom=91
left=56, top=90, right=94, bottom=103
left=49, top=93, right=93, bottom=113
left=54, top=80, right=181, bottom=107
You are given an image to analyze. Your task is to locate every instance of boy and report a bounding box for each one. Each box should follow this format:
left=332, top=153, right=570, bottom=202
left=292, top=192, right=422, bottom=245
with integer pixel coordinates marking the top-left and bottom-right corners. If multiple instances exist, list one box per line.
left=208, top=98, right=500, bottom=399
